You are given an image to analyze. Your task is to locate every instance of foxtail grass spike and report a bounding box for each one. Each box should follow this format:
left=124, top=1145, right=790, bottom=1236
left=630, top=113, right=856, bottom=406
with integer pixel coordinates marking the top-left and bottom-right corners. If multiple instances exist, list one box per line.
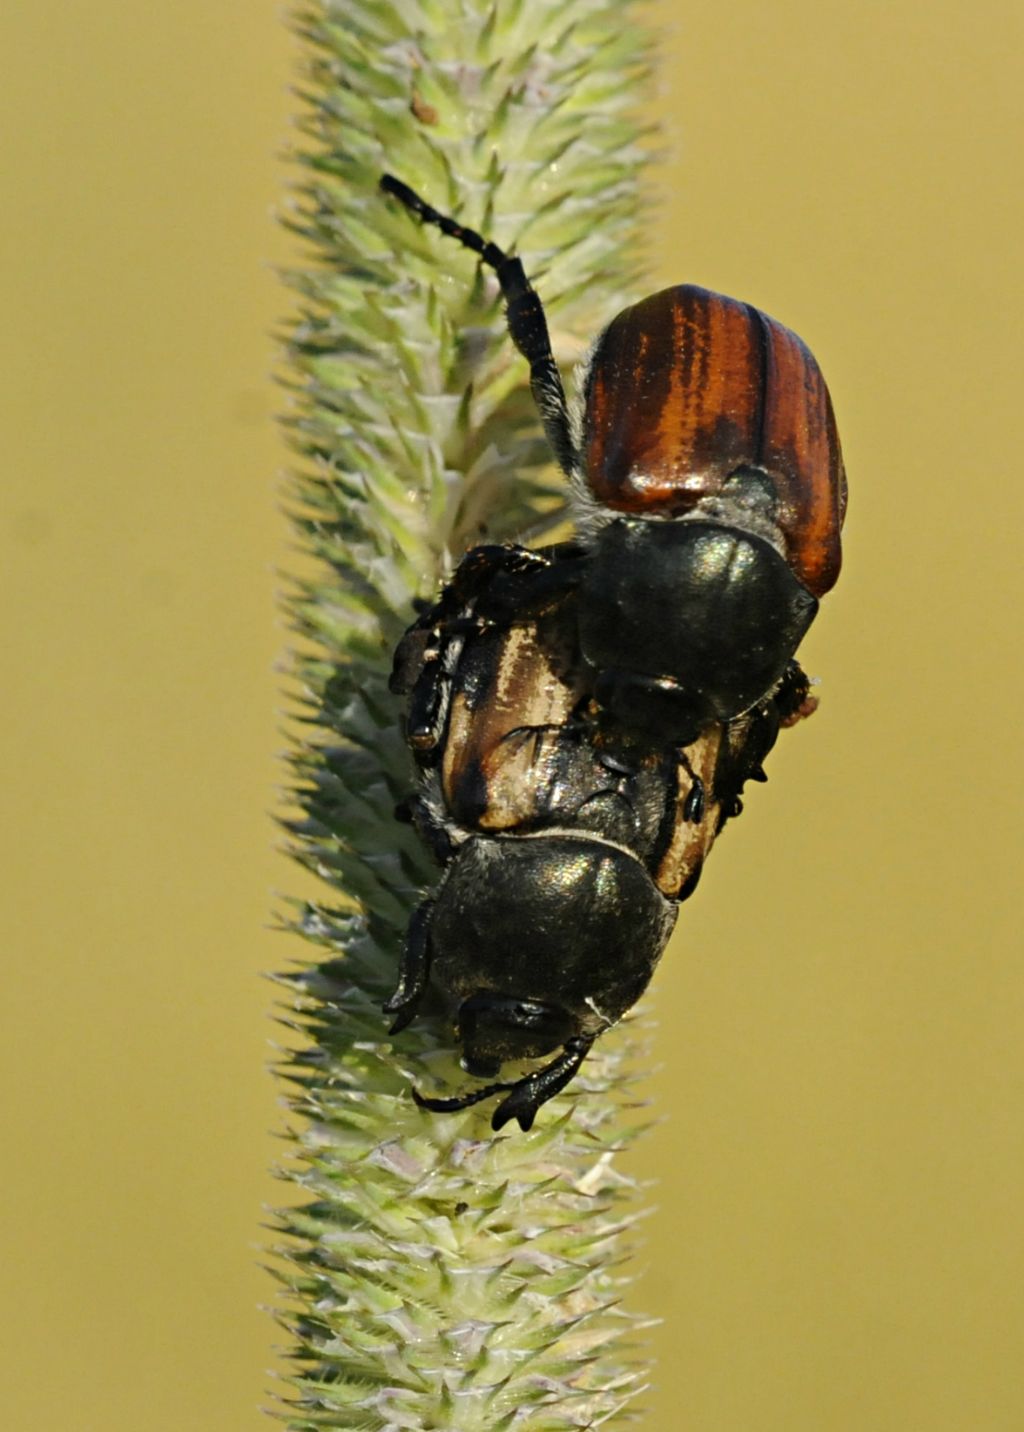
left=274, top=1, right=658, bottom=1425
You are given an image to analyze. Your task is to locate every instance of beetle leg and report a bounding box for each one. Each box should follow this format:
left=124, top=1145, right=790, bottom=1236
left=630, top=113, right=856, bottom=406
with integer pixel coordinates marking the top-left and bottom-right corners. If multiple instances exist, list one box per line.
left=712, top=697, right=785, bottom=832
left=393, top=599, right=483, bottom=756
left=774, top=658, right=819, bottom=727
left=410, top=1034, right=595, bottom=1131
left=490, top=1035, right=596, bottom=1132
left=404, top=640, right=454, bottom=754
left=383, top=900, right=434, bottom=1034
left=393, top=546, right=552, bottom=668
left=673, top=747, right=707, bottom=824
left=400, top=792, right=456, bottom=866
left=498, top=255, right=578, bottom=482
left=398, top=542, right=581, bottom=655
left=393, top=544, right=583, bottom=759
left=411, top=1079, right=517, bottom=1116
left=381, top=174, right=578, bottom=480
left=713, top=659, right=817, bottom=824
left=682, top=774, right=706, bottom=824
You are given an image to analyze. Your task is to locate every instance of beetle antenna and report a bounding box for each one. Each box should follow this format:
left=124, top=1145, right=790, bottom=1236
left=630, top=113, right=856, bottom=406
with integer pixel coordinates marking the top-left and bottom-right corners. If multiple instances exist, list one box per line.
left=380, top=173, right=578, bottom=479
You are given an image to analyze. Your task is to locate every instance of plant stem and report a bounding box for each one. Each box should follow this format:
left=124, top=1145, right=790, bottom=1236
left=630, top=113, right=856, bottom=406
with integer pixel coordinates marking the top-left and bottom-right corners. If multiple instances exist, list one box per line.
left=274, top=2, right=657, bottom=1425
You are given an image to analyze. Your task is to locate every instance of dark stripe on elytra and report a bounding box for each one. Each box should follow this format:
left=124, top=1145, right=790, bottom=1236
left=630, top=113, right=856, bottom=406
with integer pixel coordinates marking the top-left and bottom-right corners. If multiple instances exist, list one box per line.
left=610, top=305, right=657, bottom=491
left=692, top=289, right=715, bottom=468
left=748, top=303, right=770, bottom=470
left=448, top=754, right=490, bottom=827
left=675, top=288, right=701, bottom=469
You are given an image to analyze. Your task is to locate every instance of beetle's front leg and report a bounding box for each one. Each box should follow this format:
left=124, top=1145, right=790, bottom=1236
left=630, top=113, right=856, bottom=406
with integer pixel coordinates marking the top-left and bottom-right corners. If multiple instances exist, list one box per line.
left=383, top=898, right=435, bottom=1034
left=390, top=543, right=581, bottom=758
left=400, top=630, right=461, bottom=755
left=393, top=544, right=554, bottom=657
left=774, top=658, right=819, bottom=727
left=399, top=540, right=583, bottom=650
left=395, top=788, right=457, bottom=866
left=711, top=660, right=816, bottom=826
left=490, top=1034, right=596, bottom=1132
left=389, top=545, right=544, bottom=702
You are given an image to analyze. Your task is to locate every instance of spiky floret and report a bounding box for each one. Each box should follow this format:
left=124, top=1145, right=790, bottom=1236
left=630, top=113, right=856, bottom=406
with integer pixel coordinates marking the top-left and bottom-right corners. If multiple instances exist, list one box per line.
left=274, top=0, right=657, bottom=1425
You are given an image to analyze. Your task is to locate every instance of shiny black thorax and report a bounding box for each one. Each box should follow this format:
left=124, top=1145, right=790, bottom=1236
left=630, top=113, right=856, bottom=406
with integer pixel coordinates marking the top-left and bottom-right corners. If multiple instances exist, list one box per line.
left=579, top=514, right=818, bottom=744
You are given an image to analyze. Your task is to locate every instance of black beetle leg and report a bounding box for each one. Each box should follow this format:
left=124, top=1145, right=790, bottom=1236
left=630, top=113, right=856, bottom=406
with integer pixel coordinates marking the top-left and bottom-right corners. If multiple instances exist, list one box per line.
left=381, top=174, right=578, bottom=480
left=403, top=792, right=456, bottom=866
left=677, top=749, right=706, bottom=824
left=712, top=699, right=782, bottom=832
left=392, top=544, right=562, bottom=756
left=412, top=1079, right=516, bottom=1116
left=490, top=1035, right=596, bottom=1133
left=403, top=641, right=455, bottom=754
left=774, top=658, right=818, bottom=727
left=391, top=546, right=533, bottom=665
left=383, top=900, right=434, bottom=1034
left=447, top=543, right=580, bottom=630
left=410, top=1034, right=596, bottom=1131
left=682, top=776, right=706, bottom=824
left=395, top=619, right=481, bottom=758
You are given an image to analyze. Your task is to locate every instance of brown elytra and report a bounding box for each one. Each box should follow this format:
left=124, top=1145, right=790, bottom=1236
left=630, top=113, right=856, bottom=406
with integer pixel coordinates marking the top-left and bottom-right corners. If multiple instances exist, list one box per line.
left=583, top=284, right=846, bottom=597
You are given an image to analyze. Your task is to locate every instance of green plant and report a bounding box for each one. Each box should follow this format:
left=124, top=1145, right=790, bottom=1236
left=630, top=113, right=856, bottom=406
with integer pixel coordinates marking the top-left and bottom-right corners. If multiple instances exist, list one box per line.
left=273, top=1, right=658, bottom=1425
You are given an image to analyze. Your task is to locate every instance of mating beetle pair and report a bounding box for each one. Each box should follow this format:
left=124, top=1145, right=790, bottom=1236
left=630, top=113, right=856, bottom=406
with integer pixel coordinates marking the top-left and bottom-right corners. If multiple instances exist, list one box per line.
left=379, top=175, right=846, bottom=1129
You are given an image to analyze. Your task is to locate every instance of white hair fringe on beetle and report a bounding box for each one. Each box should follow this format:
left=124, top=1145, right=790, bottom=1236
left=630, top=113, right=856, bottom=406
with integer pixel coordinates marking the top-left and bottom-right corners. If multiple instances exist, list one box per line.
left=270, top=0, right=661, bottom=1428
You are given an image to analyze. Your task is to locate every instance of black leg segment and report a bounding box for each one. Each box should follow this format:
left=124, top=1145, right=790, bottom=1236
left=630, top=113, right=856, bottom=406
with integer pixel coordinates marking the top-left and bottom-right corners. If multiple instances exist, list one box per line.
left=412, top=1079, right=516, bottom=1116
left=411, top=1034, right=596, bottom=1133
left=490, top=1035, right=595, bottom=1132
left=380, top=174, right=578, bottom=479
left=774, top=659, right=817, bottom=726
left=383, top=899, right=434, bottom=1034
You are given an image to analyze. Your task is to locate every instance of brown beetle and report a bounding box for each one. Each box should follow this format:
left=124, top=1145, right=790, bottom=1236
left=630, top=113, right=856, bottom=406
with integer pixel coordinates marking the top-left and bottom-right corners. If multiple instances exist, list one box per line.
left=583, top=284, right=846, bottom=597
left=381, top=176, right=847, bottom=745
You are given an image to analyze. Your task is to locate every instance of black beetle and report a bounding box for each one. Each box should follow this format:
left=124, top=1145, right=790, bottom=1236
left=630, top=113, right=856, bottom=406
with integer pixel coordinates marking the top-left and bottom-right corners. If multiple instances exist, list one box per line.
left=380, top=174, right=846, bottom=745
left=385, top=553, right=812, bottom=1130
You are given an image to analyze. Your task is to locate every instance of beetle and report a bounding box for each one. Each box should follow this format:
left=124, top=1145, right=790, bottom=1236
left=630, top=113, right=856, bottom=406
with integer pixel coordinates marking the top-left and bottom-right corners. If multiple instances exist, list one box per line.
left=385, top=552, right=813, bottom=1130
left=380, top=174, right=846, bottom=745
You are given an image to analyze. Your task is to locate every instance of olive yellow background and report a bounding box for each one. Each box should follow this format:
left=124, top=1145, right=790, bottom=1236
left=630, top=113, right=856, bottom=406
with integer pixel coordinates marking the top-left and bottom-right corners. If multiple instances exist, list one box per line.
left=2, top=2, right=1021, bottom=1429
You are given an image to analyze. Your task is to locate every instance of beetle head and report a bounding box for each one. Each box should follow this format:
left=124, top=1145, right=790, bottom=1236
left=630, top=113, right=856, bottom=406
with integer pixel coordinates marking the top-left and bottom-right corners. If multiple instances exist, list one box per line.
left=430, top=834, right=676, bottom=1067
left=456, top=994, right=573, bottom=1076
left=579, top=517, right=818, bottom=742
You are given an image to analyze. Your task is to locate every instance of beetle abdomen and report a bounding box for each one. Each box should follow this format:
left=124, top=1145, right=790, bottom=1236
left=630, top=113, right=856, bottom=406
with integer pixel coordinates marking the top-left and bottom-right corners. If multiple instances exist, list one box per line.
left=582, top=284, right=845, bottom=596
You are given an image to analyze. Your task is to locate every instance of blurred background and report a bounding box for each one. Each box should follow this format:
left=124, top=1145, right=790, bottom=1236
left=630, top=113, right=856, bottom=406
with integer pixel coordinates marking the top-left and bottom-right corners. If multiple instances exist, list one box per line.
left=2, top=1, right=1021, bottom=1428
